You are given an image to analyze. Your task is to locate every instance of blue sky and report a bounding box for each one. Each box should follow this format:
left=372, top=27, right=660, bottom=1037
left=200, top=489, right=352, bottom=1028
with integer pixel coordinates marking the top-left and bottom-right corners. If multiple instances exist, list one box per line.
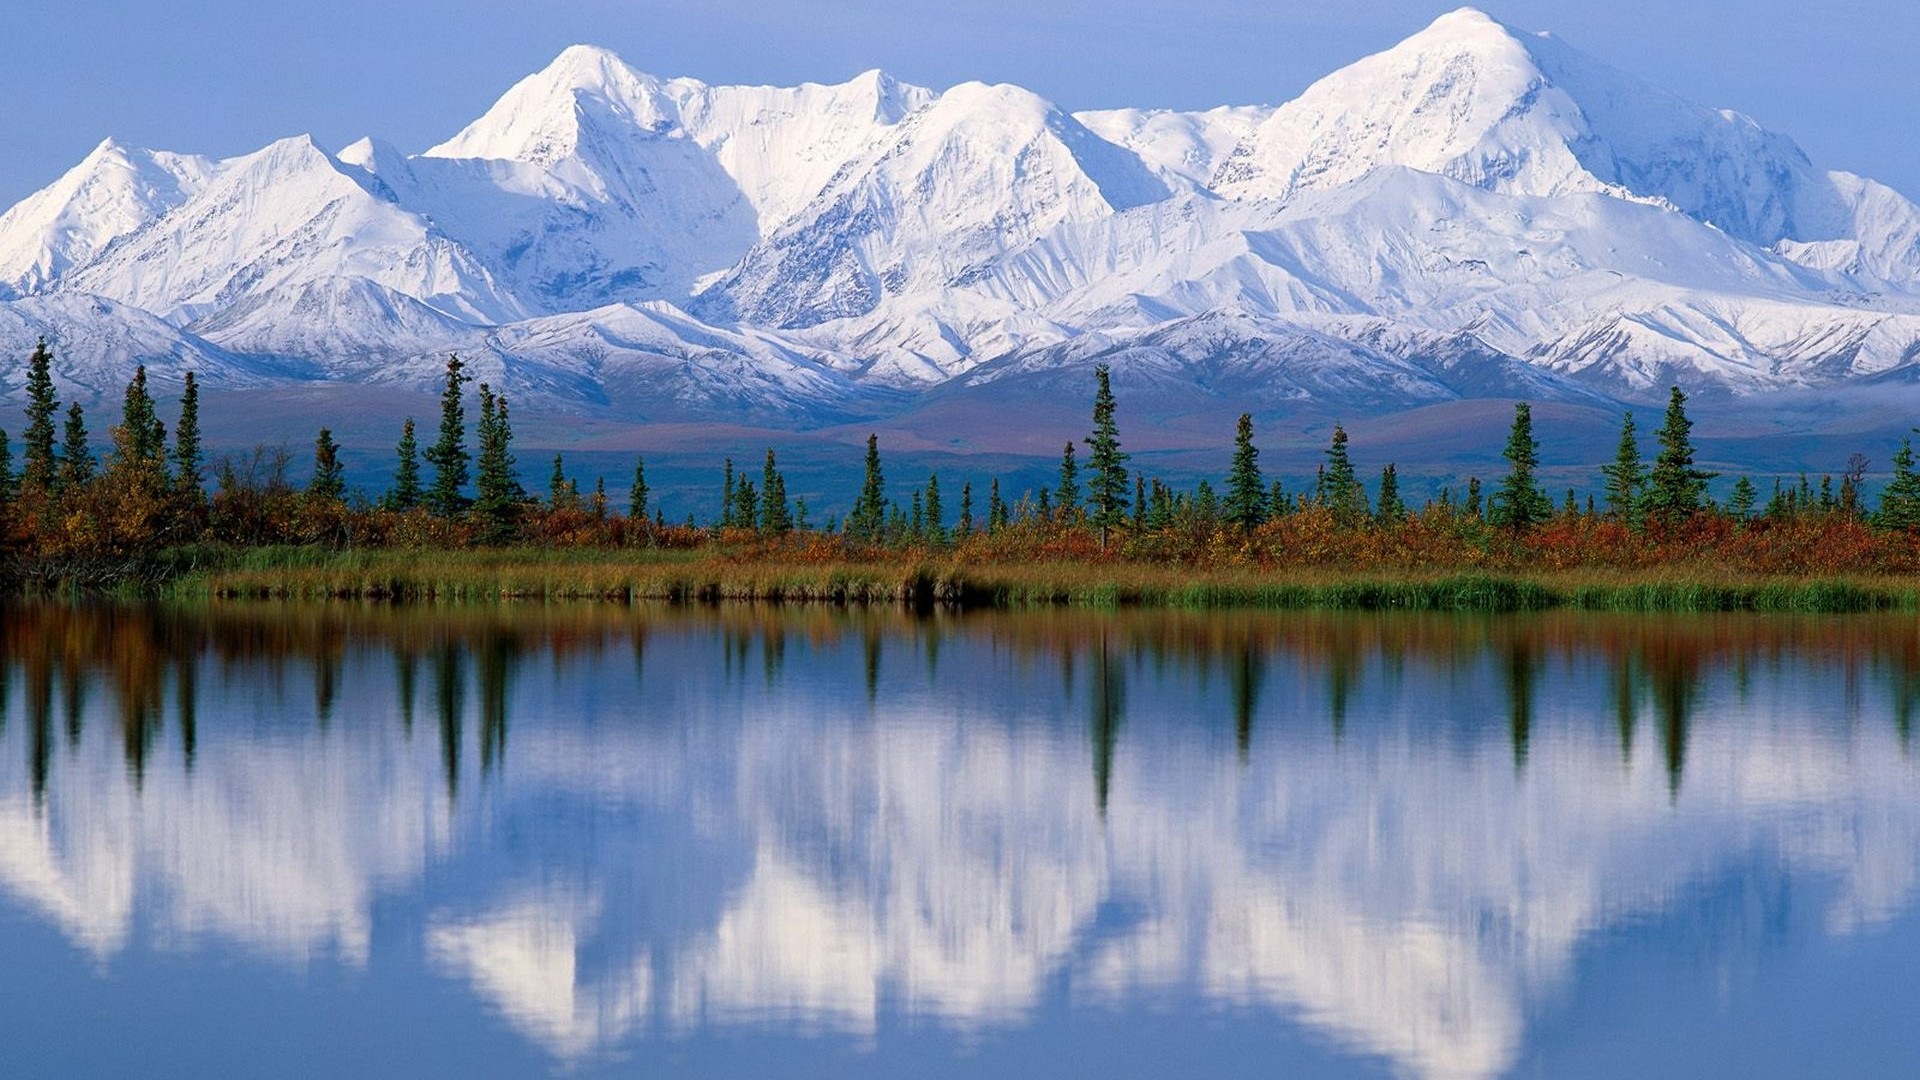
left=5, top=0, right=1917, bottom=206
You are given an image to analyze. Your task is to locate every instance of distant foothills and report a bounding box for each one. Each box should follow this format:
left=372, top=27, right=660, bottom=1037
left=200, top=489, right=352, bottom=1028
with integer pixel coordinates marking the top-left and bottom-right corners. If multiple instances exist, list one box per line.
left=9, top=337, right=1920, bottom=610
left=5, top=8, right=1920, bottom=447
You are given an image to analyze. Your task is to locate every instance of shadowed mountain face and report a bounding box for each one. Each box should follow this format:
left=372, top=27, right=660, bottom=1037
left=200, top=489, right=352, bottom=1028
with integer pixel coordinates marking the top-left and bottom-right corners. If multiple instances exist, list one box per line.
left=4, top=8, right=1920, bottom=437
left=2, top=603, right=1919, bottom=1079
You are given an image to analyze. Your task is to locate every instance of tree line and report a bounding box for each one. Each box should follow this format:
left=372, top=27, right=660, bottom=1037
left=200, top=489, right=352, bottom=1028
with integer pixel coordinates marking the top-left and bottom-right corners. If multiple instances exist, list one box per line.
left=9, top=340, right=1920, bottom=586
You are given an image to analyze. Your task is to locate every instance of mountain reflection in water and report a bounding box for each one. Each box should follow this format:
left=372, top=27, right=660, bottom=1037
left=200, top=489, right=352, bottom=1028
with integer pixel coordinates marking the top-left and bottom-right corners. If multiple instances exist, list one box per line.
left=0, top=602, right=1916, bottom=1080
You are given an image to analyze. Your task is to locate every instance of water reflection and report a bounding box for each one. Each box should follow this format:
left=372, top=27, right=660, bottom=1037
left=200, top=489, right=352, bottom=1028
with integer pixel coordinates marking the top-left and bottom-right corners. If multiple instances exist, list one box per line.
left=0, top=602, right=1916, bottom=1079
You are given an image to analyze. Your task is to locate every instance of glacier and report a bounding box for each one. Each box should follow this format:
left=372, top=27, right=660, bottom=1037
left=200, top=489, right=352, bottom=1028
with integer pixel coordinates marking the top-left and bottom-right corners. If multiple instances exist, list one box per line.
left=4, top=7, right=1920, bottom=433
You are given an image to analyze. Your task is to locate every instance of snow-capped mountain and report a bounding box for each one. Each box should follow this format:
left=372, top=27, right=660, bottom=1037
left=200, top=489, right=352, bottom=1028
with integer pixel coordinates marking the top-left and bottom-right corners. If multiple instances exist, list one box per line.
left=5, top=7, right=1920, bottom=423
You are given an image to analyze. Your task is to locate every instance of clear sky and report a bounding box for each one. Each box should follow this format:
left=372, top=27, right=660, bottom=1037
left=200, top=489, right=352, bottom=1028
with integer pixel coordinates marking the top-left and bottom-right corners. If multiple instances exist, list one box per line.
left=5, top=0, right=1916, bottom=207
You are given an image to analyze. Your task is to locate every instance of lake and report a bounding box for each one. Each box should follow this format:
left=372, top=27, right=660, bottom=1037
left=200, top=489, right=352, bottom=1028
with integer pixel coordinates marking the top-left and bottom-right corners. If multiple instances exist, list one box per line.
left=1, top=602, right=1916, bottom=1079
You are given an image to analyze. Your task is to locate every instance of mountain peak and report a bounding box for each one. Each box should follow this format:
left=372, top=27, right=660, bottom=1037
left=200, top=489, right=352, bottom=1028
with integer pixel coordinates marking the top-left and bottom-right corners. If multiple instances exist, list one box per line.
left=425, top=45, right=677, bottom=164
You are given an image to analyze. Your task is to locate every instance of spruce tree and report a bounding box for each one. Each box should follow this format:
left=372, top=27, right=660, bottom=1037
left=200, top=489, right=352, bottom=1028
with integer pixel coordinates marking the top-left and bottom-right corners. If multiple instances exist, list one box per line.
left=629, top=455, right=648, bottom=520
left=388, top=418, right=422, bottom=510
left=733, top=477, right=758, bottom=531
left=120, top=364, right=166, bottom=466
left=761, top=448, right=793, bottom=536
left=1225, top=412, right=1265, bottom=530
left=20, top=339, right=59, bottom=497
left=1322, top=423, right=1366, bottom=524
left=592, top=477, right=608, bottom=520
left=309, top=428, right=346, bottom=501
left=721, top=459, right=736, bottom=528
left=1082, top=363, right=1129, bottom=546
left=850, top=434, right=886, bottom=540
left=58, top=402, right=93, bottom=491
left=1601, top=411, right=1647, bottom=526
left=173, top=371, right=203, bottom=497
left=1466, top=477, right=1483, bottom=518
left=0, top=428, right=12, bottom=506
left=1376, top=463, right=1406, bottom=525
left=549, top=453, right=572, bottom=511
left=1644, top=386, right=1715, bottom=524
left=1269, top=479, right=1289, bottom=520
left=1133, top=475, right=1148, bottom=529
left=957, top=481, right=974, bottom=537
left=924, top=472, right=943, bottom=543
left=1055, top=442, right=1080, bottom=523
left=1490, top=402, right=1549, bottom=530
left=988, top=478, right=1008, bottom=533
left=474, top=386, right=519, bottom=540
left=1877, top=439, right=1920, bottom=529
left=424, top=355, right=471, bottom=516
left=1728, top=475, right=1758, bottom=522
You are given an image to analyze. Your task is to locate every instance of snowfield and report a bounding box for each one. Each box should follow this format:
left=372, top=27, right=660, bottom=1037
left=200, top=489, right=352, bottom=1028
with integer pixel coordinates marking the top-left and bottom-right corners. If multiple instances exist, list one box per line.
left=4, top=7, right=1920, bottom=422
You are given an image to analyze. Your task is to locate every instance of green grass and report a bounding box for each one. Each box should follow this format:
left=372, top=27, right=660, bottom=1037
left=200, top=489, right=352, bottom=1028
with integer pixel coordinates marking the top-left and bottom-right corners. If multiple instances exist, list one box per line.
left=152, top=546, right=1920, bottom=614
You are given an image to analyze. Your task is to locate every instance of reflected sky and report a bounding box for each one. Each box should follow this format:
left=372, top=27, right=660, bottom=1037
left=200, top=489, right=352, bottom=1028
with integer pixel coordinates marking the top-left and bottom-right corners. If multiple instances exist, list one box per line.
left=0, top=603, right=1916, bottom=1079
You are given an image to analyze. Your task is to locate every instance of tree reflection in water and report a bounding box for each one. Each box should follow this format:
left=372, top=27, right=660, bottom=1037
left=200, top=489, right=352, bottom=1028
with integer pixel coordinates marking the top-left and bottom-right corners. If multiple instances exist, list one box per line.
left=0, top=602, right=1915, bottom=1080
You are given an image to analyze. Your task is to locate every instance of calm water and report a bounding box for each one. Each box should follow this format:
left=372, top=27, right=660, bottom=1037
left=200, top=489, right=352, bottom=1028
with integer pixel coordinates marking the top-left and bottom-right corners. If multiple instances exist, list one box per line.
left=1, top=602, right=1918, bottom=1079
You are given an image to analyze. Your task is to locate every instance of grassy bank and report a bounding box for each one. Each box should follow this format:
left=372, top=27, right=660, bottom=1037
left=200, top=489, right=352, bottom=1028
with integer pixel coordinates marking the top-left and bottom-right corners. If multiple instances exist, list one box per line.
left=161, top=546, right=1920, bottom=613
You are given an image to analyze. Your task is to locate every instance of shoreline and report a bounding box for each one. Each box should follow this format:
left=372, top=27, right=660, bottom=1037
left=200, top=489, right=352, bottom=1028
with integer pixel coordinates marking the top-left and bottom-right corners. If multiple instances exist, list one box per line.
left=144, top=547, right=1920, bottom=613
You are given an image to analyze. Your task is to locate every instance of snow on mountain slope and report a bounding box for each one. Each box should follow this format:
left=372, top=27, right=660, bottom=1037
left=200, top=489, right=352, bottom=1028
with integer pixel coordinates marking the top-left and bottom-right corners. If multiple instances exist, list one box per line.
left=0, top=294, right=269, bottom=400
left=407, top=47, right=935, bottom=309
left=64, top=135, right=521, bottom=327
left=0, top=140, right=213, bottom=298
left=1075, top=105, right=1273, bottom=191
left=429, top=47, right=933, bottom=229
left=699, top=80, right=1168, bottom=330
left=1209, top=8, right=1920, bottom=284
left=5, top=11, right=1920, bottom=418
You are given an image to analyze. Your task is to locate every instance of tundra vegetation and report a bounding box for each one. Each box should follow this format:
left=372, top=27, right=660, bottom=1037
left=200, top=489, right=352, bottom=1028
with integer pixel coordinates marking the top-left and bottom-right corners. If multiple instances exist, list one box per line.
left=11, top=341, right=1920, bottom=611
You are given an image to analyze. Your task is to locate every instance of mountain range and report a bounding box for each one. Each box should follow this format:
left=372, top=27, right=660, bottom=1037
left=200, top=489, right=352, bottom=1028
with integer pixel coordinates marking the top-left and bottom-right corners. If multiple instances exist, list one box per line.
left=5, top=7, right=1920, bottom=440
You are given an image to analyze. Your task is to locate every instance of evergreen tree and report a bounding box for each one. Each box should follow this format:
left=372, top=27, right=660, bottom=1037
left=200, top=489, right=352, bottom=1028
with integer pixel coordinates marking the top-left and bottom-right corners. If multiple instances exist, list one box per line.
left=1055, top=442, right=1080, bottom=523
left=958, top=481, right=975, bottom=537
left=173, top=371, right=203, bottom=497
left=761, top=448, right=793, bottom=536
left=120, top=364, right=166, bottom=466
left=1269, top=479, right=1289, bottom=519
left=424, top=355, right=471, bottom=515
left=1082, top=363, right=1129, bottom=545
left=923, top=472, right=943, bottom=543
left=0, top=427, right=12, bottom=506
left=733, top=476, right=758, bottom=531
left=910, top=489, right=924, bottom=536
left=1224, top=412, right=1265, bottom=530
left=388, top=418, right=423, bottom=510
left=850, top=434, right=886, bottom=540
left=987, top=478, right=1008, bottom=533
left=1601, top=411, right=1647, bottom=526
left=629, top=455, right=648, bottom=520
left=721, top=459, right=736, bottom=528
left=1376, top=463, right=1406, bottom=525
left=1466, top=476, right=1483, bottom=518
left=1194, top=479, right=1219, bottom=521
left=1879, top=440, right=1920, bottom=529
left=309, top=428, right=346, bottom=501
left=1133, top=475, right=1148, bottom=530
left=549, top=453, right=573, bottom=511
left=20, top=338, right=58, bottom=495
left=1490, top=402, right=1550, bottom=530
left=1644, top=386, right=1715, bottom=524
left=474, top=386, right=520, bottom=540
left=58, top=402, right=93, bottom=491
left=1322, top=423, right=1366, bottom=524
left=1728, top=475, right=1759, bottom=522
left=592, top=477, right=608, bottom=520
